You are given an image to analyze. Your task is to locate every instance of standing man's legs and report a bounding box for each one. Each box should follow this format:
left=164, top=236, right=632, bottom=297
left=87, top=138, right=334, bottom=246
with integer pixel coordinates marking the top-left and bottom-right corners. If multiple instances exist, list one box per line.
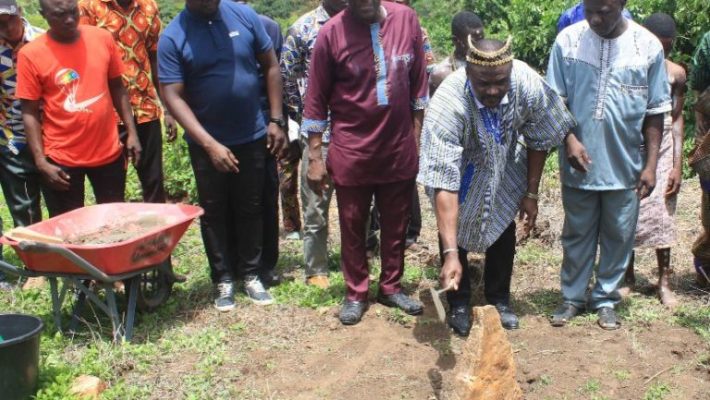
left=119, top=120, right=166, bottom=203
left=592, top=189, right=639, bottom=323
left=553, top=186, right=601, bottom=326
left=261, top=154, right=280, bottom=285
left=86, top=153, right=127, bottom=205
left=300, top=138, right=334, bottom=286
left=0, top=148, right=42, bottom=226
left=278, top=156, right=302, bottom=238
left=41, top=160, right=88, bottom=217
left=406, top=187, right=422, bottom=247
left=484, top=222, right=518, bottom=329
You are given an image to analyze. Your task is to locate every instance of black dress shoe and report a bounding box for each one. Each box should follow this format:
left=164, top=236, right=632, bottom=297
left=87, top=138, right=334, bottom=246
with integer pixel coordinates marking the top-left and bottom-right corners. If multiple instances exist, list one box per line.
left=339, top=300, right=368, bottom=325
left=447, top=305, right=472, bottom=337
left=596, top=307, right=620, bottom=330
left=550, top=303, right=583, bottom=327
left=494, top=304, right=519, bottom=330
left=377, top=292, right=424, bottom=315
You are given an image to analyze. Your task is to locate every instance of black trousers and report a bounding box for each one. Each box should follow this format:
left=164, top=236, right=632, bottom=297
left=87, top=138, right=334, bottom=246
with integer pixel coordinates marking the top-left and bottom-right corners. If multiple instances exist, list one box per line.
left=119, top=119, right=166, bottom=203
left=441, top=222, right=516, bottom=308
left=367, top=185, right=421, bottom=248
left=189, top=138, right=265, bottom=283
left=42, top=153, right=126, bottom=217
left=261, top=154, right=279, bottom=274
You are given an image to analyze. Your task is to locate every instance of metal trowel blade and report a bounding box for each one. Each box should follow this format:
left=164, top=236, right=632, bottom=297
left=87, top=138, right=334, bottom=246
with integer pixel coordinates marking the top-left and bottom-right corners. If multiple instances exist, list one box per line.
left=430, top=287, right=447, bottom=323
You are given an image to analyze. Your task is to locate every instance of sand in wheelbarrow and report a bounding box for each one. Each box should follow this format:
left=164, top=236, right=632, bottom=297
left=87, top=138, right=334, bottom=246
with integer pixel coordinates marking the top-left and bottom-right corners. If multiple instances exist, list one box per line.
left=64, top=215, right=170, bottom=245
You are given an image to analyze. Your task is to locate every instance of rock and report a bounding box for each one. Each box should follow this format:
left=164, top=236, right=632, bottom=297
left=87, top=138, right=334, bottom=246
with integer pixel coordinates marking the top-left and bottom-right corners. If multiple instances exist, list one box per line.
left=455, top=305, right=523, bottom=400
left=69, top=375, right=107, bottom=399
left=22, top=277, right=46, bottom=290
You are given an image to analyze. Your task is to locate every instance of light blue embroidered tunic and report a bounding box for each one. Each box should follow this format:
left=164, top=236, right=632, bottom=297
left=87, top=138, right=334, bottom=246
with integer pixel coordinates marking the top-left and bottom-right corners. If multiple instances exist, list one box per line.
left=418, top=61, right=575, bottom=252
left=547, top=20, right=672, bottom=190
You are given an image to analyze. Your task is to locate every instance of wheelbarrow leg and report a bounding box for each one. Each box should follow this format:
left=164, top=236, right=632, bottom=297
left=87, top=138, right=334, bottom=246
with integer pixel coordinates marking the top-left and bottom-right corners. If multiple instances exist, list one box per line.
left=103, top=284, right=124, bottom=343
left=124, top=276, right=140, bottom=342
left=69, top=287, right=87, bottom=334
left=48, top=277, right=63, bottom=333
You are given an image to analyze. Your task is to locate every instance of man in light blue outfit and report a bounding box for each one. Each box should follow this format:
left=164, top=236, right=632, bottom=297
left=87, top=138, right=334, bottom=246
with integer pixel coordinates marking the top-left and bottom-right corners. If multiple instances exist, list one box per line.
left=546, top=0, right=671, bottom=330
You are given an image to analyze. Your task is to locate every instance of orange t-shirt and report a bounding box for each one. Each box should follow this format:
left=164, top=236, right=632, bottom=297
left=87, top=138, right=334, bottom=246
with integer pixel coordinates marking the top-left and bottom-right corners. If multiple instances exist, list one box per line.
left=16, top=25, right=125, bottom=167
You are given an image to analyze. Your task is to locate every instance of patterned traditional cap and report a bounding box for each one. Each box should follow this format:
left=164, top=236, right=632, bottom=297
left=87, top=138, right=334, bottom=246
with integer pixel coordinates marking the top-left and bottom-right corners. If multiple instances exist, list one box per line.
left=466, top=36, right=514, bottom=67
left=0, top=0, right=19, bottom=15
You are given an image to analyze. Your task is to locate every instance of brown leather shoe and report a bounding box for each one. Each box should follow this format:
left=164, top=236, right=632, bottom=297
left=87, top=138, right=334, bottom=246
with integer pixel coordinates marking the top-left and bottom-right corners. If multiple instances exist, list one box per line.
left=306, top=275, right=330, bottom=289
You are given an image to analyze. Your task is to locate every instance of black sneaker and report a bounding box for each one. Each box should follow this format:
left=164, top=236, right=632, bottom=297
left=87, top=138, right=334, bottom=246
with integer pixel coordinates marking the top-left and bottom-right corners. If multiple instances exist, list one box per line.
left=339, top=300, right=368, bottom=325
left=447, top=305, right=472, bottom=337
left=377, top=292, right=423, bottom=315
left=214, top=281, right=235, bottom=312
left=244, top=275, right=274, bottom=306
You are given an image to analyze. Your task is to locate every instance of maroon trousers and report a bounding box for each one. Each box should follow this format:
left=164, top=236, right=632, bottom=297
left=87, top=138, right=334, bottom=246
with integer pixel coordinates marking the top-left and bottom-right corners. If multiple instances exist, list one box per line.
left=334, top=178, right=415, bottom=301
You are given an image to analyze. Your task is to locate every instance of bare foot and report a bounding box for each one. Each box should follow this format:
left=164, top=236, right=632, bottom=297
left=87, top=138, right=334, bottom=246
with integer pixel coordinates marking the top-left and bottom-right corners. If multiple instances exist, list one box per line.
left=658, top=286, right=678, bottom=309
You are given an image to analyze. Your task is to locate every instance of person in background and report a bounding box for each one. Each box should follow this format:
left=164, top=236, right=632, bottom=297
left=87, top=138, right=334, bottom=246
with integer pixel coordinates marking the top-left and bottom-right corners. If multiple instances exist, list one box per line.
left=547, top=0, right=671, bottom=330
left=158, top=0, right=287, bottom=311
left=280, top=0, right=347, bottom=289
left=429, top=11, right=484, bottom=95
left=236, top=0, right=287, bottom=287
left=303, top=0, right=429, bottom=325
left=78, top=0, right=186, bottom=284
left=420, top=38, right=574, bottom=335
left=18, top=0, right=142, bottom=218
left=0, top=0, right=43, bottom=291
left=556, top=0, right=632, bottom=33
left=689, top=31, right=710, bottom=287
left=620, top=13, right=685, bottom=308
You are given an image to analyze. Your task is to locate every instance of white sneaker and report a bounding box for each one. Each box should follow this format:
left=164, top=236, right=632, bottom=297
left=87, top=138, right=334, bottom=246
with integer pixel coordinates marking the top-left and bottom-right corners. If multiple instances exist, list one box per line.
left=214, top=281, right=236, bottom=312
left=244, top=275, right=274, bottom=305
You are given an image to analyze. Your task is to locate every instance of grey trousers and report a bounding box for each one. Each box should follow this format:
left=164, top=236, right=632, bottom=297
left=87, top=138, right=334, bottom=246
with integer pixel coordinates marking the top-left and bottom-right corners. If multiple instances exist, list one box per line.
left=300, top=137, right=334, bottom=278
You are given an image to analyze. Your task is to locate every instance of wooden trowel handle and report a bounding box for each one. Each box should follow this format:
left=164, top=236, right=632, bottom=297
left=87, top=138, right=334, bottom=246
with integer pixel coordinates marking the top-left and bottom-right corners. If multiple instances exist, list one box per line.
left=6, top=227, right=64, bottom=244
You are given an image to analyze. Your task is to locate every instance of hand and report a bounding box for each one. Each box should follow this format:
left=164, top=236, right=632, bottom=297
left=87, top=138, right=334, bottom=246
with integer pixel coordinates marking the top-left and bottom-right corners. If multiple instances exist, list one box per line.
left=439, top=254, right=462, bottom=292
left=205, top=142, right=239, bottom=173
left=518, top=196, right=538, bottom=235
left=307, top=157, right=329, bottom=197
left=38, top=160, right=70, bottom=191
left=164, top=114, right=178, bottom=142
left=565, top=134, right=592, bottom=172
left=636, top=167, right=656, bottom=199
left=665, top=167, right=682, bottom=198
left=267, top=123, right=288, bottom=158
left=125, top=132, right=142, bottom=166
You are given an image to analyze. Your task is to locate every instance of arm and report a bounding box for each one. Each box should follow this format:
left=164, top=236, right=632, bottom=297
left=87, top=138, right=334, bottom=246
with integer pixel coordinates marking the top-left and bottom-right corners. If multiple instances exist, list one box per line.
left=434, top=190, right=462, bottom=290
left=519, top=149, right=546, bottom=234
left=109, top=77, right=141, bottom=165
left=161, top=82, right=238, bottom=173
left=413, top=109, right=424, bottom=150
left=256, top=49, right=287, bottom=157
left=150, top=52, right=177, bottom=141
left=637, top=113, right=664, bottom=198
left=21, top=100, right=70, bottom=190
left=666, top=69, right=686, bottom=197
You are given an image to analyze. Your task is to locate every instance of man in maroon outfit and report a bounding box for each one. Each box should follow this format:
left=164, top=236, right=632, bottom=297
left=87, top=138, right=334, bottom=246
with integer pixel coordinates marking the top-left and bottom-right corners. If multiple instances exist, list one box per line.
left=303, top=0, right=429, bottom=325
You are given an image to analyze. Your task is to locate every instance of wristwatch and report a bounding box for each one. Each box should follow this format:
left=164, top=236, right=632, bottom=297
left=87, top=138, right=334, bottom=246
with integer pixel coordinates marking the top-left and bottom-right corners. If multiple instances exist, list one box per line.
left=269, top=116, right=287, bottom=128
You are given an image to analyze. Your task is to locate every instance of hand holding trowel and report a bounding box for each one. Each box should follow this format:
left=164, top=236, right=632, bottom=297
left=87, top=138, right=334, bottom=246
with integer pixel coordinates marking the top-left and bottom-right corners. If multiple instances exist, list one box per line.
left=430, top=281, right=456, bottom=322
left=432, top=249, right=463, bottom=322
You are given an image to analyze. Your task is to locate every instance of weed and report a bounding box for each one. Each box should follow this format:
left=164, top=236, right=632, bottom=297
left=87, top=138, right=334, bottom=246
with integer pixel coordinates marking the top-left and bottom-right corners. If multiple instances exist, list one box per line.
left=580, top=378, right=601, bottom=394
left=643, top=383, right=672, bottom=400
left=613, top=369, right=631, bottom=381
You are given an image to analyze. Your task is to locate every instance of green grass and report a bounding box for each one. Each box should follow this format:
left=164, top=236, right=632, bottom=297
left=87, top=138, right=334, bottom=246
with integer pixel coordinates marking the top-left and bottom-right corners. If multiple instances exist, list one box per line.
left=643, top=383, right=672, bottom=400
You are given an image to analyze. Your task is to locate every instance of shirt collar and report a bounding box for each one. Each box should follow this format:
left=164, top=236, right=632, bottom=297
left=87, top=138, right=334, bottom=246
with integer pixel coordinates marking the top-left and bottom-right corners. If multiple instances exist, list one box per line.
left=101, top=0, right=139, bottom=11
left=185, top=4, right=222, bottom=22
left=473, top=92, right=510, bottom=110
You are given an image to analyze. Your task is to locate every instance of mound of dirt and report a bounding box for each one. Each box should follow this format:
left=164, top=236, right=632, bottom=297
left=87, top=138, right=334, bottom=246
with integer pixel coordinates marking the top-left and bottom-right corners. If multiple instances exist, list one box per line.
left=65, top=215, right=169, bottom=245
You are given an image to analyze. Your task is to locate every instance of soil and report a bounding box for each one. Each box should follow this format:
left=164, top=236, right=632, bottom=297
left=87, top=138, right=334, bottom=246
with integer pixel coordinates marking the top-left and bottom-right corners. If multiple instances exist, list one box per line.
left=126, top=182, right=710, bottom=399
left=64, top=215, right=169, bottom=245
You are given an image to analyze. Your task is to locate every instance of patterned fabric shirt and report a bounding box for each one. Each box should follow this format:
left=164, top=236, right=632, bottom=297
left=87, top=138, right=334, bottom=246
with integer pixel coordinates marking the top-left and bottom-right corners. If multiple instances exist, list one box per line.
left=0, top=19, right=44, bottom=154
left=690, top=31, right=710, bottom=92
left=547, top=20, right=672, bottom=190
left=281, top=5, right=332, bottom=141
left=418, top=63, right=574, bottom=252
left=79, top=0, right=162, bottom=124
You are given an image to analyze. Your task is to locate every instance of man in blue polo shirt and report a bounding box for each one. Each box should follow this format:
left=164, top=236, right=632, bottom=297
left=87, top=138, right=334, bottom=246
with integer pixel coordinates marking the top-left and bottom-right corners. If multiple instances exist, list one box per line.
left=158, top=0, right=287, bottom=312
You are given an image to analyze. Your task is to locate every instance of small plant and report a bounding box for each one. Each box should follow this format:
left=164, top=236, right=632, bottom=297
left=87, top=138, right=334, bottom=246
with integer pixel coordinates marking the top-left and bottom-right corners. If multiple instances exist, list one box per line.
left=644, top=383, right=672, bottom=400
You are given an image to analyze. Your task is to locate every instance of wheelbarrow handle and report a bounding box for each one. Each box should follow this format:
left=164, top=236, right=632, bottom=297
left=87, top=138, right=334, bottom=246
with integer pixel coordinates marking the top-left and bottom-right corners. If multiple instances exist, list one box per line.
left=0, top=259, right=38, bottom=277
left=17, top=241, right=114, bottom=282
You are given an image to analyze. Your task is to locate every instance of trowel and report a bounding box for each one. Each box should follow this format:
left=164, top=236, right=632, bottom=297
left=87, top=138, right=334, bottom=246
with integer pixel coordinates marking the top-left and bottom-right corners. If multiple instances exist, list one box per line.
left=429, top=282, right=455, bottom=322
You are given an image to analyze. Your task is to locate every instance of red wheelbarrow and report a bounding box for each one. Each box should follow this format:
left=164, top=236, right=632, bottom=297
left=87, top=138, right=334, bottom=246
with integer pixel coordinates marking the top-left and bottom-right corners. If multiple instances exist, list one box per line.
left=0, top=203, right=203, bottom=342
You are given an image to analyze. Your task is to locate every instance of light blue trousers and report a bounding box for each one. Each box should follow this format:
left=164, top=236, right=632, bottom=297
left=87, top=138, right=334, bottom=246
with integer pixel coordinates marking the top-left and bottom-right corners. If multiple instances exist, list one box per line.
left=560, top=186, right=640, bottom=310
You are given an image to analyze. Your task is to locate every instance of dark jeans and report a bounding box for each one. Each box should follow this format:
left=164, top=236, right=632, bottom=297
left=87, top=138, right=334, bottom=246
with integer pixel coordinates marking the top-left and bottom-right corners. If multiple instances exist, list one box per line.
left=441, top=222, right=516, bottom=307
left=0, top=147, right=42, bottom=226
left=119, top=119, right=166, bottom=203
left=367, top=185, right=421, bottom=249
left=42, top=153, right=126, bottom=217
left=262, top=154, right=279, bottom=274
left=189, top=138, right=266, bottom=283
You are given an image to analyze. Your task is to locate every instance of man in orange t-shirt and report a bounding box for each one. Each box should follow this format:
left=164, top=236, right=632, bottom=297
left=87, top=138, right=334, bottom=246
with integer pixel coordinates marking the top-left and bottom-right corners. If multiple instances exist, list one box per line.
left=16, top=0, right=140, bottom=216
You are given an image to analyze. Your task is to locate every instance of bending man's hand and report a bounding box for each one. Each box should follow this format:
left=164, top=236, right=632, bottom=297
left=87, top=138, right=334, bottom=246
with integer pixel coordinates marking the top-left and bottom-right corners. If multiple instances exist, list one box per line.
left=440, top=254, right=462, bottom=292
left=518, top=196, right=538, bottom=236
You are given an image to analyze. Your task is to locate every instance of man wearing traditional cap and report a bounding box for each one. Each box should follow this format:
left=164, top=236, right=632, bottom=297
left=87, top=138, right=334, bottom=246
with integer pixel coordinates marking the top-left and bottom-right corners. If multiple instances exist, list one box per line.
left=303, top=0, right=429, bottom=325
left=0, top=0, right=44, bottom=290
left=547, top=0, right=671, bottom=330
left=419, top=37, right=575, bottom=335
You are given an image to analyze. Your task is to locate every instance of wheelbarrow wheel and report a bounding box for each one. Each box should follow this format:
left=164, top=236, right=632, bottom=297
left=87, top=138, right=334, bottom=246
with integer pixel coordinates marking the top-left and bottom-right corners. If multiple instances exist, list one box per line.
left=125, top=262, right=173, bottom=312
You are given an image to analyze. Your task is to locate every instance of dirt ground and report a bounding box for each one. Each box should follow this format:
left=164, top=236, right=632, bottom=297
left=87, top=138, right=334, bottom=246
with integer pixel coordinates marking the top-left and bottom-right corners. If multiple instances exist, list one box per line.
left=123, top=179, right=710, bottom=400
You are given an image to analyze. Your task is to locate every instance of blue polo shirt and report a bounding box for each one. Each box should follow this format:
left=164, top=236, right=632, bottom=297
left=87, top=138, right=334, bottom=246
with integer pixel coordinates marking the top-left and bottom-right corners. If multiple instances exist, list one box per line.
left=158, top=1, right=273, bottom=146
